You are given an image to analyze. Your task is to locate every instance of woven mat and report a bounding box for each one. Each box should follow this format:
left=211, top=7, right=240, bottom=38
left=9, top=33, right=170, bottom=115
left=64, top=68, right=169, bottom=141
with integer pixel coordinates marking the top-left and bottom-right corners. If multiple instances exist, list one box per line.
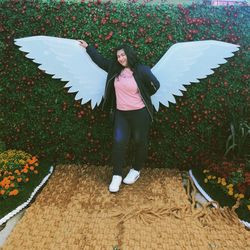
left=2, top=165, right=250, bottom=250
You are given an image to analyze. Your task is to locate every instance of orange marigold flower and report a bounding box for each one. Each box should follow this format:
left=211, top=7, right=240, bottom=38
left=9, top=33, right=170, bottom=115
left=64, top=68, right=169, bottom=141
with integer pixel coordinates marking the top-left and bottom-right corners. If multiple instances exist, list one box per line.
left=11, top=189, right=19, bottom=196
left=4, top=179, right=10, bottom=185
left=0, top=190, right=5, bottom=195
left=9, top=176, right=15, bottom=180
left=10, top=183, right=15, bottom=188
left=25, top=177, right=29, bottom=182
left=27, top=156, right=37, bottom=165
left=17, top=177, right=22, bottom=183
left=21, top=168, right=28, bottom=173
left=34, top=170, right=38, bottom=174
left=30, top=166, right=35, bottom=171
left=5, top=184, right=10, bottom=189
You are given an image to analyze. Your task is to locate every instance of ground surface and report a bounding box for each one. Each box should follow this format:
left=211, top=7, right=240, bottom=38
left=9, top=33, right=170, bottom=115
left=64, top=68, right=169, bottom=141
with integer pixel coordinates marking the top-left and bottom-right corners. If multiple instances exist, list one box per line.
left=2, top=165, right=250, bottom=250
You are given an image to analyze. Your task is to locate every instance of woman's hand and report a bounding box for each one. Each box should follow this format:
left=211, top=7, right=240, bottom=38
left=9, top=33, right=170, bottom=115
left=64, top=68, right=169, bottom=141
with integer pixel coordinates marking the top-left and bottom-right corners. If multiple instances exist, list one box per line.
left=78, top=40, right=88, bottom=48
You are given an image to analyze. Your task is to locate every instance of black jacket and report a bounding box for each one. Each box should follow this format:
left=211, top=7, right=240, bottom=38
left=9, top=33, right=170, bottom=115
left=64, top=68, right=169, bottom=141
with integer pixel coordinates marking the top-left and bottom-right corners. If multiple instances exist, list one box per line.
left=86, top=45, right=160, bottom=121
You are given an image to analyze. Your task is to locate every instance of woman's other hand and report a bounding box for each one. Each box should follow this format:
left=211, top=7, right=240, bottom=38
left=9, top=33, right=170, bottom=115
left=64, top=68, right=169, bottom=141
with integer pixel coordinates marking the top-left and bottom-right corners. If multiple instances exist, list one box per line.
left=78, top=40, right=88, bottom=48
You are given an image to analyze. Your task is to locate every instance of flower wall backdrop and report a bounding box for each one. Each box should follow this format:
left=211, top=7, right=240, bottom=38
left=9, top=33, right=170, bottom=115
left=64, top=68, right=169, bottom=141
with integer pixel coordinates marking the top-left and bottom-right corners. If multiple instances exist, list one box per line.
left=0, top=0, right=249, bottom=169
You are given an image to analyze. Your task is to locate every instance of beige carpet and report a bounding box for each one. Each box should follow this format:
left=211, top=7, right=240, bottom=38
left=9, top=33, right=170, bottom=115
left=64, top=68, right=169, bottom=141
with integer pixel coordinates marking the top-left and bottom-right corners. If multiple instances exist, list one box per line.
left=2, top=165, right=250, bottom=250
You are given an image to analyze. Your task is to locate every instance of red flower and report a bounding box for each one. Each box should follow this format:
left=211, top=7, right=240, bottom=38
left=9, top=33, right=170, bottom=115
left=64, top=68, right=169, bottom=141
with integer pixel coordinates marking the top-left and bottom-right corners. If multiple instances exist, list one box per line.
left=167, top=34, right=173, bottom=41
left=112, top=19, right=119, bottom=24
left=189, top=29, right=199, bottom=34
left=105, top=31, right=113, bottom=40
left=85, top=31, right=91, bottom=37
left=101, top=18, right=107, bottom=25
left=242, top=74, right=250, bottom=80
left=139, top=27, right=144, bottom=33
left=145, top=36, right=152, bottom=44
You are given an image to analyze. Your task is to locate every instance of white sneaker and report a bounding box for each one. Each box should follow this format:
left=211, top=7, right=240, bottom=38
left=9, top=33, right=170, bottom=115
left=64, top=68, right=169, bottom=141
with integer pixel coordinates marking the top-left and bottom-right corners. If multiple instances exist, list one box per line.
left=123, top=169, right=140, bottom=185
left=109, top=175, right=122, bottom=193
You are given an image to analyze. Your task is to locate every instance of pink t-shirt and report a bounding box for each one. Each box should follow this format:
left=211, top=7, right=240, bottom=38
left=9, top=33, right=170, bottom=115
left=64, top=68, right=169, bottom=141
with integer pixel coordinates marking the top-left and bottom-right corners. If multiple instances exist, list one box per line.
left=114, top=68, right=145, bottom=111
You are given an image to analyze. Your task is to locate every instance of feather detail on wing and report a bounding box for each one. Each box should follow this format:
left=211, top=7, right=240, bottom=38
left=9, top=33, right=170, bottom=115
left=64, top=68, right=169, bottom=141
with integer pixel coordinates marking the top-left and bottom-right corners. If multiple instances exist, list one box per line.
left=14, top=36, right=107, bottom=108
left=151, top=40, right=240, bottom=111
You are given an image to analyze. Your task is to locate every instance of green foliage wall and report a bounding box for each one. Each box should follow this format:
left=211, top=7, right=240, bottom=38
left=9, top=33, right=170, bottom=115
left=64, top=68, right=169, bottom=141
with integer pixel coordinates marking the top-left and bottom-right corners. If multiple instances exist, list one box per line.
left=0, top=0, right=249, bottom=169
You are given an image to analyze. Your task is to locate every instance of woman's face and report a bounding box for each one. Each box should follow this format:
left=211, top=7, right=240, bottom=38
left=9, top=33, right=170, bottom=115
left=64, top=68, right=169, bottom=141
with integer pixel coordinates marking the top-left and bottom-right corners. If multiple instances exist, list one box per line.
left=117, top=49, right=128, bottom=67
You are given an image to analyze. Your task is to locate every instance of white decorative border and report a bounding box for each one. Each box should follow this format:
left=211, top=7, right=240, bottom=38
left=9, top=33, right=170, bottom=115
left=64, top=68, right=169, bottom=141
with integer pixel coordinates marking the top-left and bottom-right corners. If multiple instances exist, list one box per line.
left=189, top=169, right=250, bottom=229
left=0, top=166, right=54, bottom=226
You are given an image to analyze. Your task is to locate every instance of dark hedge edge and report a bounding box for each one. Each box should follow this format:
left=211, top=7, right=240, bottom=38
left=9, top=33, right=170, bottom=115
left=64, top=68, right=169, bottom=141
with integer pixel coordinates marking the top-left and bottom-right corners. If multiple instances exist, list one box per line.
left=0, top=161, right=53, bottom=222
left=191, top=168, right=250, bottom=223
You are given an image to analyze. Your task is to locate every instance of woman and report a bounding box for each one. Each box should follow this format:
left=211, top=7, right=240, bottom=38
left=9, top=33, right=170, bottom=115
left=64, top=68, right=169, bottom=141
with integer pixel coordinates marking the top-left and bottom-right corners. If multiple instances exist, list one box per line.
left=79, top=40, right=160, bottom=192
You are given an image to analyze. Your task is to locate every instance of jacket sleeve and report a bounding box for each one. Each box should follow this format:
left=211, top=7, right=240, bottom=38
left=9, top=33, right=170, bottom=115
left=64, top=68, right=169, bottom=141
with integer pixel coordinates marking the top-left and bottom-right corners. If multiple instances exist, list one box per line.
left=142, top=65, right=160, bottom=95
left=86, top=45, right=111, bottom=73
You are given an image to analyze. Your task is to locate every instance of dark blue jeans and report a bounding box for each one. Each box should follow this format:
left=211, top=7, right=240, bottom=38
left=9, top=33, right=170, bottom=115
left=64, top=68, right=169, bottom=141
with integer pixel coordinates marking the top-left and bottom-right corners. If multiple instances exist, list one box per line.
left=112, top=107, right=151, bottom=176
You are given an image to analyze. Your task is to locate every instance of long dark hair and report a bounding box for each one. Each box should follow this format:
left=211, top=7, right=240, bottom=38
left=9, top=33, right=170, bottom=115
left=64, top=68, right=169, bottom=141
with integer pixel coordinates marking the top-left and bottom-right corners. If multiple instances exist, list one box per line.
left=113, top=44, right=139, bottom=75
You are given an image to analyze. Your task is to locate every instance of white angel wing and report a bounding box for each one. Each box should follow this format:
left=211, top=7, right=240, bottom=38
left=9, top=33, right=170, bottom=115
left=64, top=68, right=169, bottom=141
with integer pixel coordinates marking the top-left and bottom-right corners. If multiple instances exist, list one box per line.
left=14, top=35, right=107, bottom=108
left=151, top=40, right=240, bottom=111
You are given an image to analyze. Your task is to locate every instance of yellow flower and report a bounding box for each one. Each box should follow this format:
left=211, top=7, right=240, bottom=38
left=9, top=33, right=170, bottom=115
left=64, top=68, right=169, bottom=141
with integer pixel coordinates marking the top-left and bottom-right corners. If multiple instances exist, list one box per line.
left=203, top=169, right=209, bottom=174
left=207, top=175, right=212, bottom=180
left=221, top=181, right=227, bottom=186
left=228, top=190, right=234, bottom=196
left=234, top=193, right=239, bottom=198
left=204, top=178, right=208, bottom=183
left=217, top=177, right=221, bottom=184
left=238, top=194, right=245, bottom=199
left=247, top=205, right=250, bottom=211
left=227, top=184, right=234, bottom=189
left=19, top=160, right=25, bottom=165
left=212, top=176, right=216, bottom=180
